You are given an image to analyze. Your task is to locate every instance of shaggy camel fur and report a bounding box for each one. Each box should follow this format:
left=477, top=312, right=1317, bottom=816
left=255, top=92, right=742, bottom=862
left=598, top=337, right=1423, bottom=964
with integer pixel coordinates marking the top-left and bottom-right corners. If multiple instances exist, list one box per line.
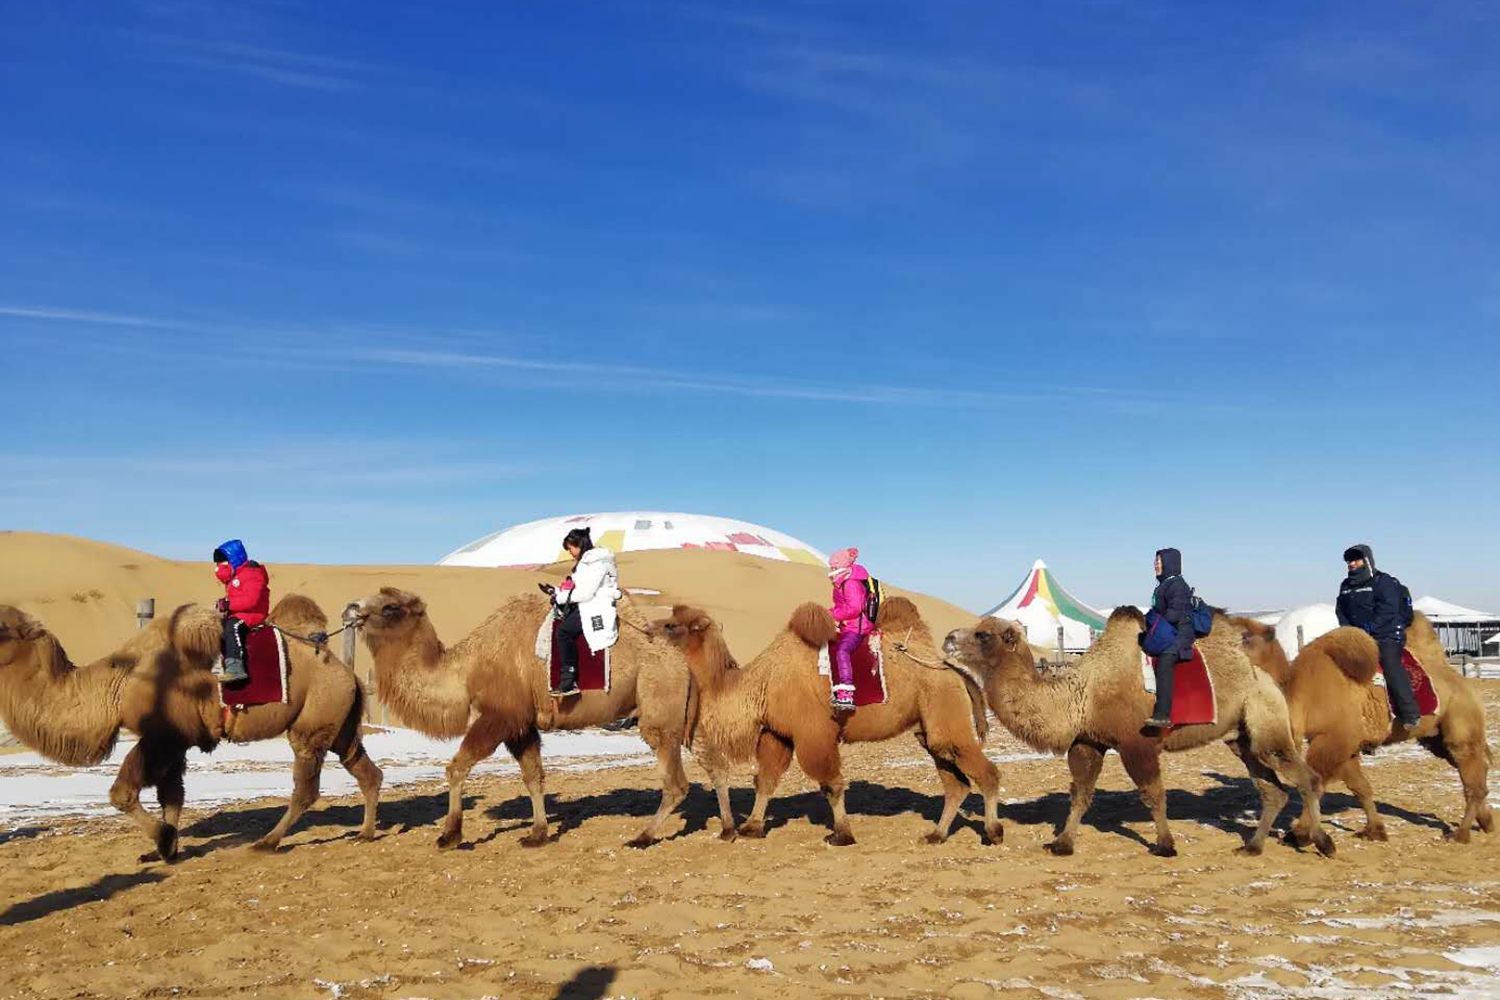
left=0, top=597, right=381, bottom=860
left=944, top=608, right=1333, bottom=858
left=659, top=598, right=999, bottom=846
left=1268, top=614, right=1493, bottom=845
left=346, top=588, right=705, bottom=849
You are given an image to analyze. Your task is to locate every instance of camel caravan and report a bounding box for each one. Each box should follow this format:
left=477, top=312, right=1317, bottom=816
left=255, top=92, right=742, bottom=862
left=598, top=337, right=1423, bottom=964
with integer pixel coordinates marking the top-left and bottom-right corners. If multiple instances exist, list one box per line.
left=0, top=534, right=1491, bottom=864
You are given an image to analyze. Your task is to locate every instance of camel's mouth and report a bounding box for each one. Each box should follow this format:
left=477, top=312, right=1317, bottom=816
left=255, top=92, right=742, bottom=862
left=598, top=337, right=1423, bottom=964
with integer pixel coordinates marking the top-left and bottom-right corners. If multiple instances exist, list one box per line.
left=341, top=602, right=370, bottom=629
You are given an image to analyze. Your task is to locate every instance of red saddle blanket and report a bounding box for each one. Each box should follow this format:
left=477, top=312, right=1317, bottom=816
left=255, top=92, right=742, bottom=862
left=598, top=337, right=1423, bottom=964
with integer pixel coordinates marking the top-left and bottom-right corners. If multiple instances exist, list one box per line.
left=1386, top=650, right=1441, bottom=718
left=221, top=625, right=289, bottom=708
left=1149, top=647, right=1216, bottom=727
left=825, top=634, right=888, bottom=707
left=550, top=620, right=610, bottom=693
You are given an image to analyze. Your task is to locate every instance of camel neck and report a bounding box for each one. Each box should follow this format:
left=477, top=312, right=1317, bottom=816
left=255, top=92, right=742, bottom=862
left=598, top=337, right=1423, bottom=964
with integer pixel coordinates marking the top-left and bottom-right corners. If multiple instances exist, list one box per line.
left=0, top=637, right=128, bottom=766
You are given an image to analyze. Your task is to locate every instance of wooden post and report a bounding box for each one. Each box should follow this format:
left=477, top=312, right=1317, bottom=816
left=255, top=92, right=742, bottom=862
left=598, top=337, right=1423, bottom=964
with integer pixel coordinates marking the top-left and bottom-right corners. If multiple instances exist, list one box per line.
left=1056, top=625, right=1065, bottom=661
left=136, top=598, right=155, bottom=630
left=1296, top=625, right=1305, bottom=654
left=342, top=625, right=358, bottom=673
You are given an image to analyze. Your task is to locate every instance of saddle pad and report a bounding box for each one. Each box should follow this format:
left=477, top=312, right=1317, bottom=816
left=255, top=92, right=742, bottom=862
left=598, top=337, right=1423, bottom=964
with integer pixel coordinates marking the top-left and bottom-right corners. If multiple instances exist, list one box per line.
left=1147, top=646, right=1216, bottom=727
left=820, top=633, right=887, bottom=707
left=1374, top=649, right=1441, bottom=718
left=221, top=625, right=289, bottom=708
left=549, top=618, right=610, bottom=693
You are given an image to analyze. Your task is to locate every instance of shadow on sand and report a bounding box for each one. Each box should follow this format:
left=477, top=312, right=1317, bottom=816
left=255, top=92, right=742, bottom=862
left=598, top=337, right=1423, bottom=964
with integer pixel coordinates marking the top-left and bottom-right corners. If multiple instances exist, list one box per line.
left=1, top=870, right=167, bottom=926
left=554, top=965, right=617, bottom=999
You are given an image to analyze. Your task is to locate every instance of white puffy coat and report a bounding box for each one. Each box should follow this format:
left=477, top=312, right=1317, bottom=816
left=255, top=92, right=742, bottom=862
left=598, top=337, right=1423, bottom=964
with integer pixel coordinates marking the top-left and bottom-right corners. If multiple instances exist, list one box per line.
left=554, top=547, right=621, bottom=652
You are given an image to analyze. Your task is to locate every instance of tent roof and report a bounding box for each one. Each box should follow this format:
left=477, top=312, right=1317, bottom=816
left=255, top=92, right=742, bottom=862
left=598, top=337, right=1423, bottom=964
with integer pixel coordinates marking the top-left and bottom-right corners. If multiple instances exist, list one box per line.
left=1413, top=596, right=1498, bottom=621
left=985, top=559, right=1106, bottom=632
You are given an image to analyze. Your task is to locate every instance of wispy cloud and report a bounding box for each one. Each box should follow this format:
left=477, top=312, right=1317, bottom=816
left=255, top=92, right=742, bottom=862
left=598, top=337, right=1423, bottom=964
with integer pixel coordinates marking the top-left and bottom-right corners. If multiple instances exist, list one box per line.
left=121, top=30, right=383, bottom=92
left=1, top=303, right=1248, bottom=413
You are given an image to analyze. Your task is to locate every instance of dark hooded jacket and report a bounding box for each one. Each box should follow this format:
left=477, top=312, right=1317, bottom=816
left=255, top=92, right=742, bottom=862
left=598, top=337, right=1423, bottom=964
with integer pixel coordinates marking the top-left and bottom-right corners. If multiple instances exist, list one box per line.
left=1336, top=543, right=1404, bottom=641
left=1151, top=548, right=1195, bottom=657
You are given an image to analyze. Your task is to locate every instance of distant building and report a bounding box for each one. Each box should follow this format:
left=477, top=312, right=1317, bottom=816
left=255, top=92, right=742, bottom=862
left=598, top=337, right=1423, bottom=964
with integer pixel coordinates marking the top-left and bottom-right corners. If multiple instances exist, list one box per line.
left=984, top=560, right=1106, bottom=653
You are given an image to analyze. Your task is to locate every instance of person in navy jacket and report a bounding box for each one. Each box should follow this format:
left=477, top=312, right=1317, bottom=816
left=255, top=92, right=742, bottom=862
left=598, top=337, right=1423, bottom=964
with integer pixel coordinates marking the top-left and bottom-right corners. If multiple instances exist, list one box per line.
left=1336, top=544, right=1420, bottom=729
left=1145, top=547, right=1195, bottom=730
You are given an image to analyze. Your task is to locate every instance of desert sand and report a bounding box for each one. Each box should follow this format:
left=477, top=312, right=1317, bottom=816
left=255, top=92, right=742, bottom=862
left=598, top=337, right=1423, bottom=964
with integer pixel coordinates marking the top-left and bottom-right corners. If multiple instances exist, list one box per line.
left=1, top=532, right=1498, bottom=998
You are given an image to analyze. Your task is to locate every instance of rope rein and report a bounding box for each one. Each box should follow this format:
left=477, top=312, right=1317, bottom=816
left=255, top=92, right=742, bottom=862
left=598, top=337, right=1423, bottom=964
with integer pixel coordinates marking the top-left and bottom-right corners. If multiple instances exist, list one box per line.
left=889, top=627, right=952, bottom=670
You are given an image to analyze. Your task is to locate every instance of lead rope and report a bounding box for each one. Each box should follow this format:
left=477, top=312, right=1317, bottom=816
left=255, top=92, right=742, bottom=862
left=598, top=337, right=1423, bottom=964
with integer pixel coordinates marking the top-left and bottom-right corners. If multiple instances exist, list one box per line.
left=890, top=627, right=951, bottom=670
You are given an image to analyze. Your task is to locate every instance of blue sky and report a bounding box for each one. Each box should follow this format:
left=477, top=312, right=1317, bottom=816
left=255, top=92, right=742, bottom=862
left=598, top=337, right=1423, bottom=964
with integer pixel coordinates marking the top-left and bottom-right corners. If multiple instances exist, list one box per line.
left=2, top=0, right=1497, bottom=613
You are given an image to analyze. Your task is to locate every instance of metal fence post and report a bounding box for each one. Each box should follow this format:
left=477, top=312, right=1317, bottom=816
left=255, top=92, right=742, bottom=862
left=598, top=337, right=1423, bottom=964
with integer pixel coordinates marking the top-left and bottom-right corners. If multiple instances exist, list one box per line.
left=1296, top=625, right=1305, bottom=654
left=136, top=598, right=155, bottom=630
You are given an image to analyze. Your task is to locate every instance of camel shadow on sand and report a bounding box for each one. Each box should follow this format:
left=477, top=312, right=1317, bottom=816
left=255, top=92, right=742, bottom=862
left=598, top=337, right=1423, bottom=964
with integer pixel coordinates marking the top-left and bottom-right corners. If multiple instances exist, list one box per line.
left=176, top=790, right=460, bottom=857
left=553, top=965, right=617, bottom=999
left=1, top=870, right=167, bottom=926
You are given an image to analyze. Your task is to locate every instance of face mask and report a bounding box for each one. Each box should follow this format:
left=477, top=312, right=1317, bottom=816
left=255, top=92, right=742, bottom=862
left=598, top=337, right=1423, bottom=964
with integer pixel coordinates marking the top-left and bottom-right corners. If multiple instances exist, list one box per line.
left=215, top=563, right=233, bottom=582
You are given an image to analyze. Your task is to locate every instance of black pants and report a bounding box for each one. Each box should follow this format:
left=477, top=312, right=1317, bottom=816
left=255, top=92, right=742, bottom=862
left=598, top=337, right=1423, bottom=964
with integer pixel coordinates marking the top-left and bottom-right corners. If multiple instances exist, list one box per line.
left=1151, top=647, right=1186, bottom=720
left=222, top=617, right=247, bottom=664
left=1378, top=637, right=1421, bottom=724
left=556, top=606, right=583, bottom=688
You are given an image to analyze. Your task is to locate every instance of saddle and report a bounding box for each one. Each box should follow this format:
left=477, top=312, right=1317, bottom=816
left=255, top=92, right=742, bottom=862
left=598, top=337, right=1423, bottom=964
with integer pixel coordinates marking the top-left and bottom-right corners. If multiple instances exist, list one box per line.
left=220, top=625, right=290, bottom=708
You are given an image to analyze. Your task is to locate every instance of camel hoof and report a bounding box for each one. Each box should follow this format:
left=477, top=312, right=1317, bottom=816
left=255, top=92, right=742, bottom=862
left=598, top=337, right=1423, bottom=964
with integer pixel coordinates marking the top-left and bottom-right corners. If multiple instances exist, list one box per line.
left=1313, top=832, right=1336, bottom=857
left=156, top=826, right=180, bottom=863
left=1149, top=842, right=1178, bottom=858
left=1283, top=828, right=1308, bottom=848
left=435, top=830, right=462, bottom=851
left=354, top=830, right=378, bottom=843
left=984, top=824, right=1004, bottom=846
left=1444, top=827, right=1472, bottom=845
left=1355, top=826, right=1389, bottom=842
left=1235, top=843, right=1263, bottom=857
left=921, top=830, right=947, bottom=846
left=718, top=828, right=738, bottom=843
left=1043, top=840, right=1074, bottom=856
left=736, top=822, right=767, bottom=839
left=249, top=838, right=280, bottom=854
left=825, top=831, right=856, bottom=847
left=519, top=830, right=549, bottom=848
left=625, top=834, right=656, bottom=850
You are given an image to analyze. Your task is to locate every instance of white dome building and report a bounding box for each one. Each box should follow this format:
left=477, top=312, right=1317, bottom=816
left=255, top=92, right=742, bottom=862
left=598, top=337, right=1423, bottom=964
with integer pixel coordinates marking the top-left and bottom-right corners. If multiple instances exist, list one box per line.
left=1268, top=602, right=1341, bottom=659
left=439, top=512, right=828, bottom=569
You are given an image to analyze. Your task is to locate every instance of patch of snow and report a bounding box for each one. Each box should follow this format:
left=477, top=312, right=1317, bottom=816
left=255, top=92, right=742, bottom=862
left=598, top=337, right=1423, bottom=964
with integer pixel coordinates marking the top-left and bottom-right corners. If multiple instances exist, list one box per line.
left=0, top=727, right=652, bottom=825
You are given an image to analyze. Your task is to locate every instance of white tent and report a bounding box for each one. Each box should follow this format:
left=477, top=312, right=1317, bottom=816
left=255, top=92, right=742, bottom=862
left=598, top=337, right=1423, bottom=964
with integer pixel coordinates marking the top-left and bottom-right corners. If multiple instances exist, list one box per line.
left=1271, top=603, right=1341, bottom=659
left=439, top=512, right=827, bottom=569
left=984, top=560, right=1107, bottom=653
left=1413, top=596, right=1496, bottom=621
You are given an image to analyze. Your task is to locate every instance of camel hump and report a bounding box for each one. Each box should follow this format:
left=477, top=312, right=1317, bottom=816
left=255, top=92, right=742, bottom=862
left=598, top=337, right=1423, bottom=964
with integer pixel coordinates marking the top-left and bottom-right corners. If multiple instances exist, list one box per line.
left=270, top=593, right=328, bottom=633
left=874, top=595, right=923, bottom=633
left=1310, top=628, right=1380, bottom=685
left=788, top=603, right=838, bottom=648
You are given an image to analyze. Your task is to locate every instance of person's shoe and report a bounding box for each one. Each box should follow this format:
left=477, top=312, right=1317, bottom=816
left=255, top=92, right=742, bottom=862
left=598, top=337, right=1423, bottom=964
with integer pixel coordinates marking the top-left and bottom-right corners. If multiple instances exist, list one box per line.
left=219, top=657, right=248, bottom=683
left=1142, top=714, right=1172, bottom=732
left=551, top=678, right=581, bottom=697
left=831, top=685, right=855, bottom=711
left=1389, top=717, right=1421, bottom=740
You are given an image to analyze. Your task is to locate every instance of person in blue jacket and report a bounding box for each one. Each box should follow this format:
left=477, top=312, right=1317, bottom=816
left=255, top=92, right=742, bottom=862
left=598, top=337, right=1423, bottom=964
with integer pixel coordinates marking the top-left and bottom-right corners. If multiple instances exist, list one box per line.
left=1336, top=544, right=1420, bottom=730
left=1145, top=547, right=1195, bottom=730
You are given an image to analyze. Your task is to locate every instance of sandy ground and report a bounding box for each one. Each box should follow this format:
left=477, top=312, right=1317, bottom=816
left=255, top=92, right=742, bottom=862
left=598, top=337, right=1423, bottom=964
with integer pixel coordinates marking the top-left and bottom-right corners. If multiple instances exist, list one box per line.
left=3, top=689, right=1499, bottom=1000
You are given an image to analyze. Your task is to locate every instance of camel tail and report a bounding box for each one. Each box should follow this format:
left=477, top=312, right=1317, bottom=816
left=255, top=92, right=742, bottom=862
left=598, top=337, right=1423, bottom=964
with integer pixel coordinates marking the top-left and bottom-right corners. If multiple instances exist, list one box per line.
left=333, top=679, right=369, bottom=765
left=789, top=603, right=838, bottom=648
left=682, top=674, right=701, bottom=750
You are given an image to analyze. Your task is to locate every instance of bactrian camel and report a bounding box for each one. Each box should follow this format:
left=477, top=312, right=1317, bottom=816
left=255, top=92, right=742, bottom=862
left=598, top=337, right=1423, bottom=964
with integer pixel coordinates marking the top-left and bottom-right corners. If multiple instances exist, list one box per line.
left=346, top=588, right=707, bottom=849
left=1240, top=613, right=1492, bottom=846
left=0, top=597, right=381, bottom=860
left=944, top=608, right=1333, bottom=858
left=659, top=598, right=1000, bottom=846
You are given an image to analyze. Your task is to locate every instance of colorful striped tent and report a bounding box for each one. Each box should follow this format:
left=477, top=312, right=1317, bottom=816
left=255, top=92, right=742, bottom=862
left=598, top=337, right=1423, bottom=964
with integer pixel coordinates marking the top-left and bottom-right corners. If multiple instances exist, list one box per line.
left=984, top=559, right=1106, bottom=653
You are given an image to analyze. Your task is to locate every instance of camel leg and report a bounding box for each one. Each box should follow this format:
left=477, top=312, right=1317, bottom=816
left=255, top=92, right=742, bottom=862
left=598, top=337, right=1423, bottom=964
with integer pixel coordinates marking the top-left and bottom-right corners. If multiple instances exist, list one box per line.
left=1336, top=756, right=1386, bottom=842
left=505, top=729, right=549, bottom=848
left=253, top=740, right=325, bottom=852
left=1235, top=745, right=1289, bottom=857
left=335, top=739, right=383, bottom=842
left=1289, top=733, right=1344, bottom=853
left=1448, top=745, right=1492, bottom=844
left=793, top=735, right=853, bottom=846
left=155, top=754, right=188, bottom=863
left=925, top=741, right=1003, bottom=845
left=625, top=733, right=691, bottom=848
left=110, top=742, right=170, bottom=859
left=708, top=767, right=738, bottom=841
left=921, top=749, right=969, bottom=845
left=1119, top=739, right=1174, bottom=857
left=436, top=715, right=508, bottom=851
left=1046, top=741, right=1103, bottom=856
left=739, top=731, right=793, bottom=839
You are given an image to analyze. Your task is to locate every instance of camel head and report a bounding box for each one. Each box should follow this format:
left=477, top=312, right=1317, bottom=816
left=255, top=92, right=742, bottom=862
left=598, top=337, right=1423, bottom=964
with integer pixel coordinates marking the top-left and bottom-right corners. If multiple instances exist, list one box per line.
left=0, top=606, right=47, bottom=667
left=1234, top=616, right=1290, bottom=685
left=344, top=588, right=428, bottom=642
left=942, top=617, right=1029, bottom=671
left=658, top=605, right=717, bottom=653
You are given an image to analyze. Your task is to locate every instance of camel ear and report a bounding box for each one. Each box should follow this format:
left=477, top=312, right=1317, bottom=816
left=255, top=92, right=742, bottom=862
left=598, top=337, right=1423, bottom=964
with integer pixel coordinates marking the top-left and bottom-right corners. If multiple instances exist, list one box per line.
left=689, top=615, right=713, bottom=634
left=1001, top=625, right=1021, bottom=647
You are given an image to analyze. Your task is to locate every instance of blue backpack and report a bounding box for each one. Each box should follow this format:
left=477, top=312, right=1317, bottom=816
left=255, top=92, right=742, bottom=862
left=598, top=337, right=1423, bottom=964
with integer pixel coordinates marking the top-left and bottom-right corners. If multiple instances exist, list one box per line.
left=1141, top=611, right=1179, bottom=656
left=1189, top=593, right=1214, bottom=637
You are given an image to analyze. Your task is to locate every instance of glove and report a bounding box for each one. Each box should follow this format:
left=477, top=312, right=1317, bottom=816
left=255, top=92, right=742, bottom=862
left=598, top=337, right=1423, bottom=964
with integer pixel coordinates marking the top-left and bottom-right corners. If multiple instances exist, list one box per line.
left=215, top=598, right=230, bottom=614
left=537, top=583, right=556, bottom=596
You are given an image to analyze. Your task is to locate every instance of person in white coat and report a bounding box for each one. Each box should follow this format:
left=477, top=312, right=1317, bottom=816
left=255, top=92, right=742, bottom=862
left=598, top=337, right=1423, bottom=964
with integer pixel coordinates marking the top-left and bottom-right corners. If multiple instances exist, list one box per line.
left=539, top=527, right=620, bottom=696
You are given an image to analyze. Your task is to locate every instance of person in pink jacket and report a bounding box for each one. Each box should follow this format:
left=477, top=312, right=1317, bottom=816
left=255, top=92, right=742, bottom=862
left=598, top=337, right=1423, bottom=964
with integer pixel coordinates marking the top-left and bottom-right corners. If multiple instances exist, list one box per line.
left=828, top=547, right=874, bottom=710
